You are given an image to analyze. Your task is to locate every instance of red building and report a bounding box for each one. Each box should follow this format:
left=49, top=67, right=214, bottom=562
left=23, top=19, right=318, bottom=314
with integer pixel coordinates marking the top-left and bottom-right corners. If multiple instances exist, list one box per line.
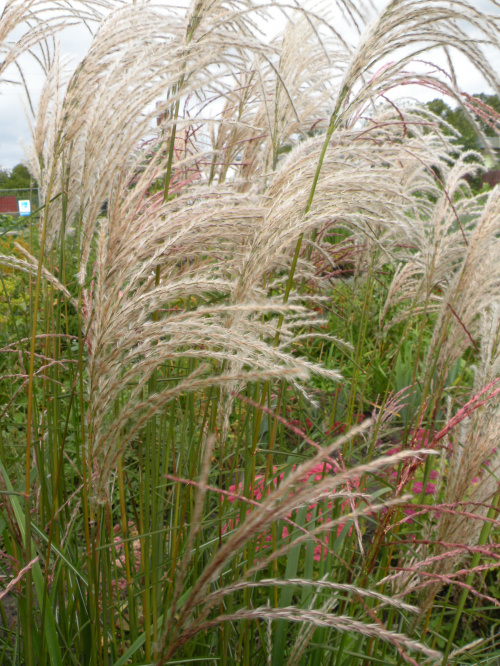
left=0, top=196, right=18, bottom=214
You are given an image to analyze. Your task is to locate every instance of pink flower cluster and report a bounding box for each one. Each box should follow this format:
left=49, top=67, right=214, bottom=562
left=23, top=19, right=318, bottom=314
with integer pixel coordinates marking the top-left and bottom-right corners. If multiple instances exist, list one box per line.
left=411, top=481, right=436, bottom=495
left=224, top=462, right=357, bottom=562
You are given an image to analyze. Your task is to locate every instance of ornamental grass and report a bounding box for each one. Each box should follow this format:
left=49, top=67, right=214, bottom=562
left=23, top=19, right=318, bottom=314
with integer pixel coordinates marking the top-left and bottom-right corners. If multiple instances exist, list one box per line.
left=2, top=0, right=500, bottom=664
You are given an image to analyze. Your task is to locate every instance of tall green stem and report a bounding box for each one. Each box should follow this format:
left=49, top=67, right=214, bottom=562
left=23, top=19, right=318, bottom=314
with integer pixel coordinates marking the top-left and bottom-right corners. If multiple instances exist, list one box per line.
left=23, top=162, right=57, bottom=666
left=441, top=491, right=500, bottom=664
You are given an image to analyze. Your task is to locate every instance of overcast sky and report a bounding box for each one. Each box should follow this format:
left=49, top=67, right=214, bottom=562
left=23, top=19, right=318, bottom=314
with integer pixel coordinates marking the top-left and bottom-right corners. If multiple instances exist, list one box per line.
left=1, top=0, right=499, bottom=170
left=0, top=20, right=95, bottom=169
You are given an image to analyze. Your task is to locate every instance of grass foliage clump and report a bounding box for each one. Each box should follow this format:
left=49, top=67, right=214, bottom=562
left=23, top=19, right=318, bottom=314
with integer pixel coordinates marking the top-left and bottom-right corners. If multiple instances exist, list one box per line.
left=3, top=0, right=500, bottom=663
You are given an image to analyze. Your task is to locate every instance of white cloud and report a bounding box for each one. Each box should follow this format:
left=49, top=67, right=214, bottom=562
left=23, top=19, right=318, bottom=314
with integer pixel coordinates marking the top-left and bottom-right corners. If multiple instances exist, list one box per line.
left=0, top=20, right=93, bottom=168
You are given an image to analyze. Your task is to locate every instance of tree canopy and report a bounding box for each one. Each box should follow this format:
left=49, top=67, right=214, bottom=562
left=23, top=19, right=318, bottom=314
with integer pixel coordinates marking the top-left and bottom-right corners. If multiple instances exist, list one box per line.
left=426, top=94, right=500, bottom=153
left=0, top=164, right=33, bottom=190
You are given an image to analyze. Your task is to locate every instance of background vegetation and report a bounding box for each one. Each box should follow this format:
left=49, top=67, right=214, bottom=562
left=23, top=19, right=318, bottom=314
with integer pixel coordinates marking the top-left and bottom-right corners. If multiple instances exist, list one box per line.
left=0, top=164, right=33, bottom=190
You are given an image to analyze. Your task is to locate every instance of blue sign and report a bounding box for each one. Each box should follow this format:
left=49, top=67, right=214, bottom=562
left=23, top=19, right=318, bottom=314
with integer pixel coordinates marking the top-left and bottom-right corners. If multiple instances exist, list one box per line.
left=18, top=200, right=31, bottom=217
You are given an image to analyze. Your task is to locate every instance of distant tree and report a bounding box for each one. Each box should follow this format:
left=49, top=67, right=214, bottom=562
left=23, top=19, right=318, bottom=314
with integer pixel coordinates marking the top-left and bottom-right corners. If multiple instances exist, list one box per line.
left=426, top=94, right=500, bottom=153
left=426, top=99, right=480, bottom=152
left=0, top=168, right=10, bottom=188
left=0, top=164, right=34, bottom=190
left=475, top=93, right=500, bottom=136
